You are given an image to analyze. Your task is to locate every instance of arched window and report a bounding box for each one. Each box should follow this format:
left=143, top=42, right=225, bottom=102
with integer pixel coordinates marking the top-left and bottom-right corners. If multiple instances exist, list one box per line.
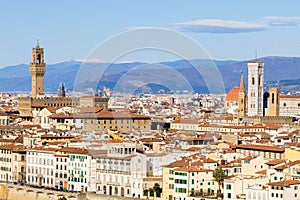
left=252, top=77, right=255, bottom=85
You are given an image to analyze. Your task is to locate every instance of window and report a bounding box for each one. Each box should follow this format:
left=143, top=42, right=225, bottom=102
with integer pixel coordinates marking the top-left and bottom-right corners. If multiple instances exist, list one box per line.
left=252, top=77, right=255, bottom=85
left=227, top=193, right=231, bottom=199
left=226, top=184, right=231, bottom=190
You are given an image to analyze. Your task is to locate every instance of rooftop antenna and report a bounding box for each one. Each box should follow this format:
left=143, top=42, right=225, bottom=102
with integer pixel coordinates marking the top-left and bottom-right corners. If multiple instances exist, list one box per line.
left=255, top=50, right=258, bottom=61
left=36, top=38, right=40, bottom=48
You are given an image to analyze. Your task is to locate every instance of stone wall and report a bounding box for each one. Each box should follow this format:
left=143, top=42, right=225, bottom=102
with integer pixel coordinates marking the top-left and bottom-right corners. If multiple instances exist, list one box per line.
left=0, top=184, right=144, bottom=200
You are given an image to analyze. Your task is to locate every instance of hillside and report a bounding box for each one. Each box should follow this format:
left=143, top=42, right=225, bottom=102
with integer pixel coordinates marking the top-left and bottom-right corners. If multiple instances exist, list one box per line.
left=1, top=56, right=300, bottom=94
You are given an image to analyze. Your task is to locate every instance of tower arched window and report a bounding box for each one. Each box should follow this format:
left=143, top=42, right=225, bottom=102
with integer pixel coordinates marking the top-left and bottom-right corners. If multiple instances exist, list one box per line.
left=252, top=77, right=255, bottom=85
left=37, top=54, right=41, bottom=64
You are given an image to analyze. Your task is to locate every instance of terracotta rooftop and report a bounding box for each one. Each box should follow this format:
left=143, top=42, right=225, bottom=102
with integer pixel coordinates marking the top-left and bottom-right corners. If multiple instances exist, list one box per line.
left=174, top=166, right=212, bottom=172
left=28, top=147, right=58, bottom=152
left=255, top=169, right=267, bottom=175
left=50, top=110, right=150, bottom=119
left=280, top=95, right=300, bottom=99
left=203, top=158, right=217, bottom=163
left=164, top=158, right=191, bottom=168
left=59, top=147, right=89, bottom=155
left=226, top=87, right=240, bottom=102
left=235, top=144, right=285, bottom=152
left=268, top=180, right=300, bottom=187
left=265, top=159, right=285, bottom=166
left=171, top=118, right=199, bottom=124
left=275, top=160, right=300, bottom=170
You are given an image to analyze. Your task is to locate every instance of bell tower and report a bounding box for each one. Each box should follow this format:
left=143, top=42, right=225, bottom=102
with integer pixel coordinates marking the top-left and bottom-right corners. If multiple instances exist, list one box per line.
left=238, top=73, right=246, bottom=119
left=268, top=87, right=280, bottom=116
left=30, top=39, right=46, bottom=98
left=247, top=60, right=264, bottom=116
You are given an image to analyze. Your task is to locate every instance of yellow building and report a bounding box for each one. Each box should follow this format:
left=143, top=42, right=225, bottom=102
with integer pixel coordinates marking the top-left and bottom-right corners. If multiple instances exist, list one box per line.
left=162, top=159, right=187, bottom=200
left=284, top=148, right=300, bottom=161
left=12, top=146, right=26, bottom=184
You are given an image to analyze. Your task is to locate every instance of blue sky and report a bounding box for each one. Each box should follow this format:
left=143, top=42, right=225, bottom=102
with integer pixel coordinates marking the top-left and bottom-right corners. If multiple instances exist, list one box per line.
left=1, top=0, right=300, bottom=67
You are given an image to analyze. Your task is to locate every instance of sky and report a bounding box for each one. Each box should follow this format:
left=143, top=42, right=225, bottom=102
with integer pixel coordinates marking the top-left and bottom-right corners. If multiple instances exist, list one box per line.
left=1, top=0, right=300, bottom=67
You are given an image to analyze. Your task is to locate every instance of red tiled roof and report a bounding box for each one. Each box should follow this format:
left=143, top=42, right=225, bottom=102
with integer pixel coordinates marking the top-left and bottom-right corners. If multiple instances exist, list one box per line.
left=280, top=95, right=300, bottom=99
left=255, top=169, right=267, bottom=175
left=268, top=180, right=300, bottom=187
left=226, top=87, right=239, bottom=101
left=235, top=144, right=285, bottom=152
left=171, top=118, right=199, bottom=124
left=174, top=166, right=211, bottom=172
left=275, top=160, right=300, bottom=170
left=59, top=147, right=89, bottom=155
left=265, top=159, right=285, bottom=166
left=50, top=110, right=150, bottom=119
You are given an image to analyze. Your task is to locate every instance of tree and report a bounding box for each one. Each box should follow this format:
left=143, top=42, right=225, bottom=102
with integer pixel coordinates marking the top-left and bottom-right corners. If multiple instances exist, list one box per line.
left=213, top=167, right=226, bottom=197
left=153, top=183, right=162, bottom=197
left=143, top=189, right=149, bottom=197
left=149, top=188, right=154, bottom=197
left=58, top=197, right=67, bottom=200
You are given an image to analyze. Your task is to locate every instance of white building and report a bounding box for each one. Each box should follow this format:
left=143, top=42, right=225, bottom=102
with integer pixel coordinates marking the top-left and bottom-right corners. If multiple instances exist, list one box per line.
left=61, top=147, right=95, bottom=192
left=224, top=175, right=268, bottom=200
left=95, top=142, right=147, bottom=198
left=26, top=147, right=56, bottom=188
left=246, top=185, right=269, bottom=200
left=268, top=180, right=300, bottom=200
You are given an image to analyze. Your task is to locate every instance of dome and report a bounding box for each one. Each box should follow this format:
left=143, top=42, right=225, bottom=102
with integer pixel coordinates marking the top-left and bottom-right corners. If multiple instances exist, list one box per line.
left=226, top=87, right=240, bottom=101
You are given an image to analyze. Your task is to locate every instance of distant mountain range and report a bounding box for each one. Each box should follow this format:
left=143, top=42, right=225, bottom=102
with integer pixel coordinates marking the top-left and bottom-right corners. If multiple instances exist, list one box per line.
left=1, top=56, right=300, bottom=94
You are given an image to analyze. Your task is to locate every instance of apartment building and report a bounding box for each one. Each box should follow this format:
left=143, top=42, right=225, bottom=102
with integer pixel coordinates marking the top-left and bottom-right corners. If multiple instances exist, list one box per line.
left=95, top=142, right=147, bottom=198
left=0, top=145, right=15, bottom=182
left=61, top=147, right=96, bottom=192
left=12, top=146, right=26, bottom=184
left=26, top=147, right=56, bottom=188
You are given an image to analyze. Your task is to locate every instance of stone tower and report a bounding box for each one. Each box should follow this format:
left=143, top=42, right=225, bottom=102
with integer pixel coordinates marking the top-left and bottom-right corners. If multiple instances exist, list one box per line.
left=58, top=82, right=66, bottom=97
left=268, top=87, right=280, bottom=116
left=238, top=73, right=246, bottom=119
left=247, top=61, right=264, bottom=116
left=30, top=39, right=46, bottom=98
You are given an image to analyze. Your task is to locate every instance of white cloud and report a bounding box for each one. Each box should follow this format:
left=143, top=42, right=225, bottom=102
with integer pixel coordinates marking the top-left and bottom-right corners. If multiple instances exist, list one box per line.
left=126, top=26, right=165, bottom=31
left=75, top=57, right=106, bottom=63
left=263, top=16, right=300, bottom=26
left=173, top=19, right=267, bottom=33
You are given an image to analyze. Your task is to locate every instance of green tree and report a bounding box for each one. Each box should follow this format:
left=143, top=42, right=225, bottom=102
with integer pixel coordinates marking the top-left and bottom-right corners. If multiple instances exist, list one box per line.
left=143, top=189, right=149, bottom=197
left=153, top=183, right=162, bottom=197
left=213, top=167, right=226, bottom=197
left=149, top=188, right=154, bottom=197
left=58, top=197, right=67, bottom=200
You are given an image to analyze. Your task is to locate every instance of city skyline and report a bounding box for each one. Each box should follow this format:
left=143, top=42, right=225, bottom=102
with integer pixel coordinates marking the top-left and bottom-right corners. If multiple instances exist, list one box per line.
left=1, top=1, right=300, bottom=67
